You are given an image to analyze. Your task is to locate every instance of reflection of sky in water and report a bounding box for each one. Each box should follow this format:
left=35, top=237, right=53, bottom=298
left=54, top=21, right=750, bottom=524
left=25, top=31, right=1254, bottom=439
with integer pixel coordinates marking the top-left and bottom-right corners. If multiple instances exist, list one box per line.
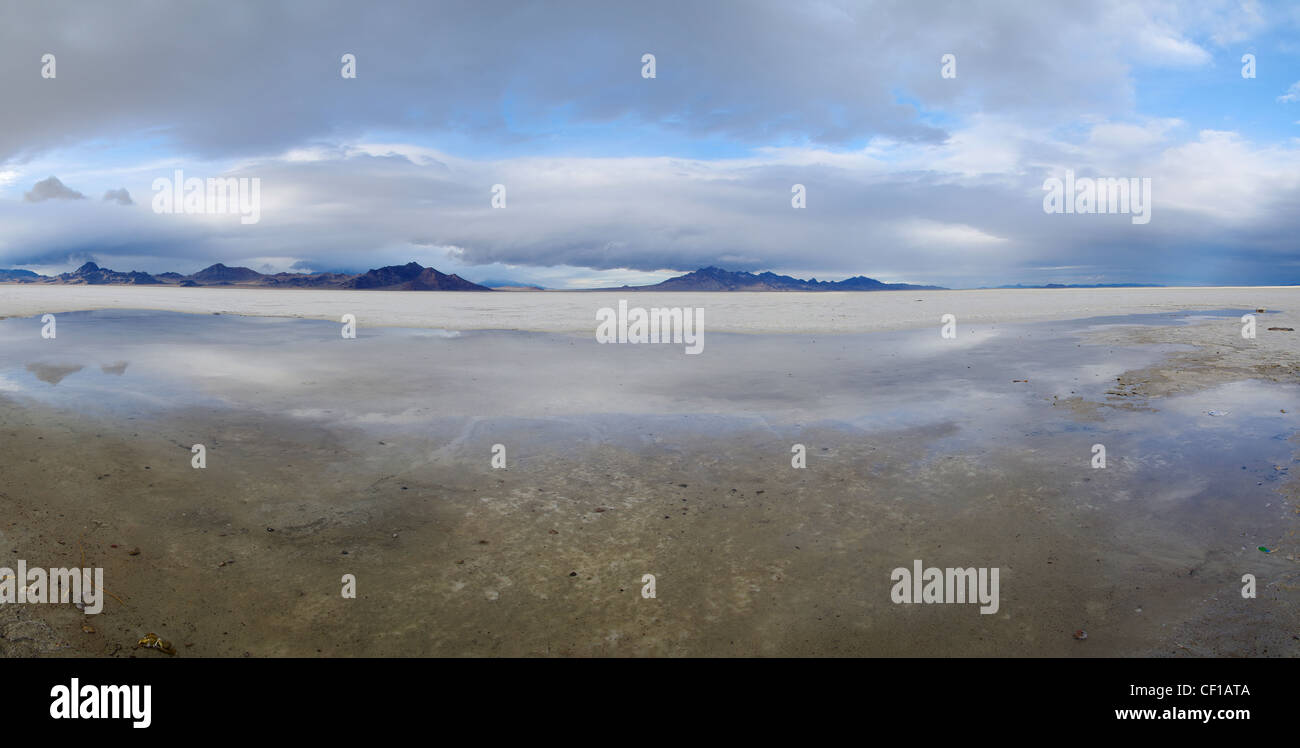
left=0, top=308, right=1291, bottom=440
left=3, top=307, right=1297, bottom=532
left=1103, top=379, right=1300, bottom=500
left=0, top=310, right=463, bottom=415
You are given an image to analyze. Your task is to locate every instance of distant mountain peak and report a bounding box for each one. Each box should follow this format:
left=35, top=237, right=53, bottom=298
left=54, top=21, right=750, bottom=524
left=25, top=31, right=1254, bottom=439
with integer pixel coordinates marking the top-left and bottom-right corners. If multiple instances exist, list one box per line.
left=615, top=267, right=944, bottom=292
left=189, top=263, right=264, bottom=283
left=59, top=261, right=160, bottom=285
left=341, top=261, right=492, bottom=291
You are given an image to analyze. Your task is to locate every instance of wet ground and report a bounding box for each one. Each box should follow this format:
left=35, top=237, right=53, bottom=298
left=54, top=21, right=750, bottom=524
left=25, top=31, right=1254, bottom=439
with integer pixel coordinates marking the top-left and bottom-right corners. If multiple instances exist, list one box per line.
left=0, top=308, right=1296, bottom=656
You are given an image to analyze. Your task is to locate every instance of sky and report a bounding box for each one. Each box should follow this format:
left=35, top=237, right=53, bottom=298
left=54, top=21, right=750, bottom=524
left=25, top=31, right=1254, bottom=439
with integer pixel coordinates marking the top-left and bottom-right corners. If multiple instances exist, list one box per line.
left=0, top=0, right=1298, bottom=289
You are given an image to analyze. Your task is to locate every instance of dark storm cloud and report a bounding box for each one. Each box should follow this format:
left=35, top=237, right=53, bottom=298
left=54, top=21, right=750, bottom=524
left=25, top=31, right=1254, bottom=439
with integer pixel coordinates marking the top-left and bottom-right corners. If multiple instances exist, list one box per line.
left=0, top=0, right=1170, bottom=162
left=3, top=246, right=97, bottom=266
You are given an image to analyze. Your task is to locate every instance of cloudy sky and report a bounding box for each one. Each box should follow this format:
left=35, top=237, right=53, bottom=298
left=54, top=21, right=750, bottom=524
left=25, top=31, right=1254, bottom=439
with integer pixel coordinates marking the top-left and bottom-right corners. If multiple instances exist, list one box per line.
left=1, top=0, right=1298, bottom=288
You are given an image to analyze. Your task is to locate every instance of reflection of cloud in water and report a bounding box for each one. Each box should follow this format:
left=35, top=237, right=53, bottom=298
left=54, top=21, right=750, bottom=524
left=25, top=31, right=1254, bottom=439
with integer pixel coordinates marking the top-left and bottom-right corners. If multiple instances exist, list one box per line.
left=2, top=309, right=1297, bottom=450
left=906, top=325, right=999, bottom=356
left=1158, top=380, right=1300, bottom=422
left=135, top=347, right=317, bottom=389
left=25, top=362, right=84, bottom=385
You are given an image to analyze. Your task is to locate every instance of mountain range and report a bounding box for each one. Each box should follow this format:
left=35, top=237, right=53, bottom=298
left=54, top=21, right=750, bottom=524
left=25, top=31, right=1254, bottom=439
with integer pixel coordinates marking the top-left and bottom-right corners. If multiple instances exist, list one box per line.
left=0, top=261, right=493, bottom=291
left=986, top=282, right=1164, bottom=289
left=596, top=266, right=946, bottom=291
left=0, top=261, right=950, bottom=291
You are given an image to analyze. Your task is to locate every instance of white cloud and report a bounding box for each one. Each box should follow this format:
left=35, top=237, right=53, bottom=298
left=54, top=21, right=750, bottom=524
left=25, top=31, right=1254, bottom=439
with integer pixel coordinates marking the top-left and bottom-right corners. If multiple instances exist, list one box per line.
left=898, top=219, right=1009, bottom=249
left=1137, top=30, right=1212, bottom=65
left=1, top=0, right=1297, bottom=286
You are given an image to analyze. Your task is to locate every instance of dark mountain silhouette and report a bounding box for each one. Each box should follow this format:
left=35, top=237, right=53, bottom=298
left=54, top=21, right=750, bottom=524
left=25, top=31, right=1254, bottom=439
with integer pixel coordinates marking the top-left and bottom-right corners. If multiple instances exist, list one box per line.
left=340, top=262, right=491, bottom=291
left=266, top=271, right=356, bottom=288
left=57, top=261, right=161, bottom=285
left=1, top=260, right=492, bottom=290
left=606, top=266, right=945, bottom=291
left=207, top=261, right=491, bottom=290
left=189, top=263, right=265, bottom=284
